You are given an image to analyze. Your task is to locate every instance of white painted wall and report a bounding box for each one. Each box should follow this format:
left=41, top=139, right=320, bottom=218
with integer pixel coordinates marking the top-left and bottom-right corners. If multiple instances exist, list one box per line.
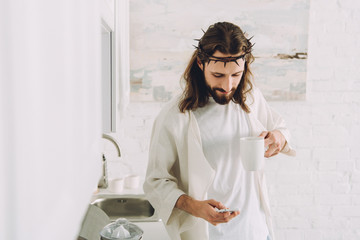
left=0, top=0, right=102, bottom=239
left=116, top=0, right=360, bottom=239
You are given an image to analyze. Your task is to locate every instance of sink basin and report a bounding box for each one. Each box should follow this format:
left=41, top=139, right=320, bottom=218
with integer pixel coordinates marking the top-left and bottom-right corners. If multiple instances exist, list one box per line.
left=91, top=195, right=157, bottom=222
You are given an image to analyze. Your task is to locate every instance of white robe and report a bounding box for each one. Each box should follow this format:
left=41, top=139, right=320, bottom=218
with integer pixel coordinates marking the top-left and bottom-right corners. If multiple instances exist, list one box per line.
left=143, top=87, right=296, bottom=240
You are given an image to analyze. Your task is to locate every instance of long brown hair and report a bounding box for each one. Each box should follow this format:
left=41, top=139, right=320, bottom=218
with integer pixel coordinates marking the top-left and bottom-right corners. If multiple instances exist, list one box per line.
left=179, top=22, right=255, bottom=113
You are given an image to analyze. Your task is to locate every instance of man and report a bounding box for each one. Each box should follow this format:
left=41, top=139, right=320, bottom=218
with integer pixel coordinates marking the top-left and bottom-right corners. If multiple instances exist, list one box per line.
left=143, top=22, right=295, bottom=240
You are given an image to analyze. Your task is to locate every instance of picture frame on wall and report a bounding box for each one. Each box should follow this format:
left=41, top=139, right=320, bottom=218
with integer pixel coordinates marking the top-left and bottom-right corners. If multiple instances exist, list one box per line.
left=129, top=0, right=309, bottom=102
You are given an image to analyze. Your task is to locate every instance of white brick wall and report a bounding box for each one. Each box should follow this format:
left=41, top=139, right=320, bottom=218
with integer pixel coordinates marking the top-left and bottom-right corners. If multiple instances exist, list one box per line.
left=112, top=0, right=360, bottom=239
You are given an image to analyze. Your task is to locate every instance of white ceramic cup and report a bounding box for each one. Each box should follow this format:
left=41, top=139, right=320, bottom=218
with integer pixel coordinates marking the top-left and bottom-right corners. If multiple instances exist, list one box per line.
left=124, top=175, right=140, bottom=189
left=240, top=136, right=265, bottom=171
left=109, top=178, right=124, bottom=193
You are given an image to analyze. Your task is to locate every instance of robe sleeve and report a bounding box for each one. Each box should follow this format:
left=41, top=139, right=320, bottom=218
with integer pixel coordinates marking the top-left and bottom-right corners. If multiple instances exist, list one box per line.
left=143, top=110, right=185, bottom=225
left=249, top=87, right=296, bottom=156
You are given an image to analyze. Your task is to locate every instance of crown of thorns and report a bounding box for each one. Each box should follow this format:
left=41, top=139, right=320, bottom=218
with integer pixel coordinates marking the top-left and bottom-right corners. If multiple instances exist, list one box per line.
left=194, top=33, right=254, bottom=67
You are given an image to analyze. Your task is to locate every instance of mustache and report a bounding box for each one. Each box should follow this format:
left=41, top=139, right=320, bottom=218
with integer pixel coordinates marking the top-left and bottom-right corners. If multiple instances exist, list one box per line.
left=212, top=87, right=236, bottom=92
left=213, top=88, right=226, bottom=92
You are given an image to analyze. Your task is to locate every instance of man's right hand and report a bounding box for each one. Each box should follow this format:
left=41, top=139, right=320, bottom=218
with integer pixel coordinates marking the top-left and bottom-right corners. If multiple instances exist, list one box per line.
left=175, top=194, right=240, bottom=226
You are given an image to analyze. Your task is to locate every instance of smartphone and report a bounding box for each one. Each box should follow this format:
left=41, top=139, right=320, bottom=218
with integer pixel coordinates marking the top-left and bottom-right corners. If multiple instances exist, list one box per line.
left=216, top=208, right=239, bottom=213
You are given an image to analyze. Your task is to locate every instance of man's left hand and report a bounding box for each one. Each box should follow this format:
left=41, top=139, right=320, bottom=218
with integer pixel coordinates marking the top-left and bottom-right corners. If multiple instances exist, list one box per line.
left=258, top=130, right=286, bottom=158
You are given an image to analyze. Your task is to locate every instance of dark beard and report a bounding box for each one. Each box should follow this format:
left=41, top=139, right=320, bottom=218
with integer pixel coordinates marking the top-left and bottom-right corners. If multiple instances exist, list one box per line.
left=207, top=86, right=236, bottom=105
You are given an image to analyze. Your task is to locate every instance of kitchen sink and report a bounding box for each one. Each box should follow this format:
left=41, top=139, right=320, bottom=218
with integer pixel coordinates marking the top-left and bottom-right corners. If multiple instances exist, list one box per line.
left=91, top=195, right=158, bottom=222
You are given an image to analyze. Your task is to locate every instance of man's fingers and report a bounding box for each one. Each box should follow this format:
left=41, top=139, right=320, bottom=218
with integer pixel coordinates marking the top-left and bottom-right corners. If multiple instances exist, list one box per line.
left=263, top=131, right=282, bottom=153
left=207, top=199, right=225, bottom=210
left=259, top=131, right=271, bottom=148
left=264, top=138, right=272, bottom=148
left=213, top=211, right=240, bottom=224
left=258, top=131, right=268, bottom=138
left=202, top=199, right=241, bottom=225
left=265, top=143, right=281, bottom=157
left=265, top=131, right=275, bottom=146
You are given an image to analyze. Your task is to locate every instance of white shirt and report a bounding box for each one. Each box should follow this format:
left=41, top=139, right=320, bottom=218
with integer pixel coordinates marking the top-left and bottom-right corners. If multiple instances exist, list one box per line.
left=193, top=98, right=269, bottom=240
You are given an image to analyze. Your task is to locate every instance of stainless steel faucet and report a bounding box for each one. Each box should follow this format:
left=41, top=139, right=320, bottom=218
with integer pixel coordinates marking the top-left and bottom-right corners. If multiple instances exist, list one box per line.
left=98, top=133, right=121, bottom=189
left=102, top=133, right=121, bottom=157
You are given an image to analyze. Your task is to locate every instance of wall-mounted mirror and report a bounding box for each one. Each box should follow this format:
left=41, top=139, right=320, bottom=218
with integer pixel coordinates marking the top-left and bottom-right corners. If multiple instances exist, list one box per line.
left=101, top=20, right=116, bottom=133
